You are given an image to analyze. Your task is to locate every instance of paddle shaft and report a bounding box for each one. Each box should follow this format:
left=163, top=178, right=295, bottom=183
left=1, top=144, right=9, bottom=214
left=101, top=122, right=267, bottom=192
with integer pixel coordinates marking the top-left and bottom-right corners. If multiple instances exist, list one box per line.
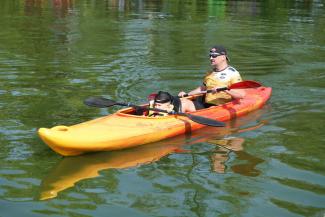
left=182, top=87, right=228, bottom=97
left=84, top=97, right=225, bottom=127
left=84, top=81, right=262, bottom=127
left=182, top=80, right=261, bottom=97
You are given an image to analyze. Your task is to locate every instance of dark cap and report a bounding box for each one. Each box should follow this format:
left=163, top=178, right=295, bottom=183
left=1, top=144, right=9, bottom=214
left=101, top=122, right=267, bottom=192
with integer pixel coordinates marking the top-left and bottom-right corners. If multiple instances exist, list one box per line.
left=154, top=91, right=173, bottom=104
left=210, top=45, right=230, bottom=61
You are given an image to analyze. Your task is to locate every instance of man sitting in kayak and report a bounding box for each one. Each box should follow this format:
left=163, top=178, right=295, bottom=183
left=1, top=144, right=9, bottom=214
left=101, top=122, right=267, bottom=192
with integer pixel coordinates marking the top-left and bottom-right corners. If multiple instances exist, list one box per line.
left=148, top=91, right=197, bottom=116
left=178, top=45, right=244, bottom=107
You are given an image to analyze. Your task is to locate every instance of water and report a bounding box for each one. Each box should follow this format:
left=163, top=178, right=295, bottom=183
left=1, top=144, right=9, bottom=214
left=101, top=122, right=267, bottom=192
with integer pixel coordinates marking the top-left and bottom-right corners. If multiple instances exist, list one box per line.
left=0, top=0, right=324, bottom=216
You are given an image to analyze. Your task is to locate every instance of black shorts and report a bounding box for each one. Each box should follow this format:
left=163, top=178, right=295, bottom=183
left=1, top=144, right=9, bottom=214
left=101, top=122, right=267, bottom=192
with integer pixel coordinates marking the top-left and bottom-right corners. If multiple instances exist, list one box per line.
left=193, top=96, right=217, bottom=109
left=193, top=96, right=206, bottom=110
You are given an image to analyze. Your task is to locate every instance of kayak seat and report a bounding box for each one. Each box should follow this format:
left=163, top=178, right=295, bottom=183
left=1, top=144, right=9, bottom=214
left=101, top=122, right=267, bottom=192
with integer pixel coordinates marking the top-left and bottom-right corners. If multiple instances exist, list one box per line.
left=133, top=106, right=147, bottom=116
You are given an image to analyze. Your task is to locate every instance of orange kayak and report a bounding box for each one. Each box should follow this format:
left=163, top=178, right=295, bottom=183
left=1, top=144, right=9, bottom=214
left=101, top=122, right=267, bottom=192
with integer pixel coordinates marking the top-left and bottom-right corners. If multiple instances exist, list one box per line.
left=39, top=115, right=267, bottom=200
left=38, top=85, right=272, bottom=156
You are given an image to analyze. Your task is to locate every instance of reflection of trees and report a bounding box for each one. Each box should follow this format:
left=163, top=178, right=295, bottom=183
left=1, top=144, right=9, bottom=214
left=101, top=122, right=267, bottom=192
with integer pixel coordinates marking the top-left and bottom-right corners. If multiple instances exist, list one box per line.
left=5, top=0, right=130, bottom=128
left=52, top=0, right=73, bottom=18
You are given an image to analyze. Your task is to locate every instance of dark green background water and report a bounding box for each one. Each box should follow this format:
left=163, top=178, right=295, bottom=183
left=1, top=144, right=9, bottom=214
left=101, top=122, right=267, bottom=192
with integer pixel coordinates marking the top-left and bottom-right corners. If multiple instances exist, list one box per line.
left=0, top=0, right=324, bottom=216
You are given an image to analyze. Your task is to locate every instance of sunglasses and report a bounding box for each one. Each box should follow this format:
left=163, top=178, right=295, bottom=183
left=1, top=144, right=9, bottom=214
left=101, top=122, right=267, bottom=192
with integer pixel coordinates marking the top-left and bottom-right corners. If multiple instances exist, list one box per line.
left=209, top=52, right=222, bottom=58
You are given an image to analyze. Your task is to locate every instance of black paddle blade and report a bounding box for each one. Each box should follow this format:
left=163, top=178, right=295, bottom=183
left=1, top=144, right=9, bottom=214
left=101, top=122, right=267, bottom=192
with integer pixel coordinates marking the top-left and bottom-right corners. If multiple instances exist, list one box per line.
left=184, top=113, right=225, bottom=127
left=84, top=97, right=119, bottom=108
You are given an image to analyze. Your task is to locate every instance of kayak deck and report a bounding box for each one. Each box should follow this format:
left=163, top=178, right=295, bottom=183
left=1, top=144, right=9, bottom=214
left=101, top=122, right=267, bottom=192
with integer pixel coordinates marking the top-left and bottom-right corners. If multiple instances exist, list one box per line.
left=38, top=87, right=272, bottom=156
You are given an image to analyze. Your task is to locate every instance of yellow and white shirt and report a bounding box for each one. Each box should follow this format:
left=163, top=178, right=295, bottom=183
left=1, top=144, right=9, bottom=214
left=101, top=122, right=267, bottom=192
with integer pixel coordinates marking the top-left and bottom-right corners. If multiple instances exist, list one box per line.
left=203, top=66, right=242, bottom=105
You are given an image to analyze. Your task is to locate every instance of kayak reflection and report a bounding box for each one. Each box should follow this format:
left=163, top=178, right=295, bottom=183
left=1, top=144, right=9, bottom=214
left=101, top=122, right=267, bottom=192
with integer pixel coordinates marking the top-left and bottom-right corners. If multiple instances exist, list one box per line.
left=39, top=139, right=185, bottom=200
left=39, top=109, right=268, bottom=200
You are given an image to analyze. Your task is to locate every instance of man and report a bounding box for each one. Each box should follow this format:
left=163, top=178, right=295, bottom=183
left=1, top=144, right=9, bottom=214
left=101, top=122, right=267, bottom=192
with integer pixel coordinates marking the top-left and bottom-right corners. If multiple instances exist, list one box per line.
left=148, top=91, right=196, bottom=116
left=178, top=45, right=244, bottom=106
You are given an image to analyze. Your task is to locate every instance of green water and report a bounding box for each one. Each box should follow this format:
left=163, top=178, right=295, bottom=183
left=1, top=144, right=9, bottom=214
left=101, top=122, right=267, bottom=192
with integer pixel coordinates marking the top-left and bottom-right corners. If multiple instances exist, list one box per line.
left=0, top=0, right=324, bottom=216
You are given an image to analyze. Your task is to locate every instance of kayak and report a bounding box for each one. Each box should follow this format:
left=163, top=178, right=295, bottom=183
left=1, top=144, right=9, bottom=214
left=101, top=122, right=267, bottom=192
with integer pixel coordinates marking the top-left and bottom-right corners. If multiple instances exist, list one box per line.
left=39, top=115, right=266, bottom=200
left=38, top=84, right=272, bottom=156
left=38, top=85, right=271, bottom=156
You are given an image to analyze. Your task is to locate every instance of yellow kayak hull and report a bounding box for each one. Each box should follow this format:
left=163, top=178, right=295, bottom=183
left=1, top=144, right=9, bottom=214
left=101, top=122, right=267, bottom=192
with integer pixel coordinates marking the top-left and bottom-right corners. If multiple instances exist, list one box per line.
left=38, top=87, right=272, bottom=156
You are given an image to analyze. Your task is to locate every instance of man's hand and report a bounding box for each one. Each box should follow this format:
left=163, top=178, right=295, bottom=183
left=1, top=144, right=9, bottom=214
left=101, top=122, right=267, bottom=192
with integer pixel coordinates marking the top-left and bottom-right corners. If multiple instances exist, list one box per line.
left=212, top=86, right=228, bottom=93
left=178, top=91, right=187, bottom=97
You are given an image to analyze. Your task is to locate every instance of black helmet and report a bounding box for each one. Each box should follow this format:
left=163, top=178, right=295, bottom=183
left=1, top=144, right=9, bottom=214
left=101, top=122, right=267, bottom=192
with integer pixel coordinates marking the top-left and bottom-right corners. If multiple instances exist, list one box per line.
left=154, top=91, right=173, bottom=103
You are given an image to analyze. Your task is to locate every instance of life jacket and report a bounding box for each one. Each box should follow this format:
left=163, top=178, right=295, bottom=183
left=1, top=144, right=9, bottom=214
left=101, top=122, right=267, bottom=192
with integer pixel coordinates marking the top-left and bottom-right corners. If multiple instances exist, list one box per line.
left=204, top=66, right=242, bottom=105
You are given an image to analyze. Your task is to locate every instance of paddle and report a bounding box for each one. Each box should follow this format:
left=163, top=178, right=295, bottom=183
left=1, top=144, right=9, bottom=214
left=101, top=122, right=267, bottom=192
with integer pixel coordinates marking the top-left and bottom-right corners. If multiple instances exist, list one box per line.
left=182, top=80, right=262, bottom=97
left=228, top=80, right=261, bottom=89
left=84, top=97, right=129, bottom=108
left=85, top=80, right=261, bottom=108
left=84, top=97, right=225, bottom=127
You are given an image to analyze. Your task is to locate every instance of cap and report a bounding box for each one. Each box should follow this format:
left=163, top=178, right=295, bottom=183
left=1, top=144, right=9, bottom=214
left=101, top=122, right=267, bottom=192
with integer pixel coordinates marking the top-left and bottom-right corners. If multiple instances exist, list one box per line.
left=210, top=45, right=230, bottom=62
left=154, top=91, right=173, bottom=104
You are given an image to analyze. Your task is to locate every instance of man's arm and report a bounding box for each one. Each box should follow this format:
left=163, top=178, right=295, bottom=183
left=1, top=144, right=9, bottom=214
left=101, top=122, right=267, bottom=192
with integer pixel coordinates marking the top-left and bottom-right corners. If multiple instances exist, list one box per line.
left=178, top=85, right=206, bottom=97
left=225, top=89, right=245, bottom=99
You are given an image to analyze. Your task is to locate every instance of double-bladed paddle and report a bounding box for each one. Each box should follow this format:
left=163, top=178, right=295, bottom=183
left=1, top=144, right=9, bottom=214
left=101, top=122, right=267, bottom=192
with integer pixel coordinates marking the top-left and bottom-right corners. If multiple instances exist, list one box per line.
left=85, top=80, right=261, bottom=108
left=84, top=81, right=262, bottom=127
left=182, top=80, right=261, bottom=97
left=84, top=97, right=225, bottom=127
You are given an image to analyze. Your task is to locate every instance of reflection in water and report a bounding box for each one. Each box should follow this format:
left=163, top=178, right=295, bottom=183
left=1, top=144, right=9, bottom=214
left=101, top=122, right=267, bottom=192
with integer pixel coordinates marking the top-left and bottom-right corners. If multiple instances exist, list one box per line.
left=209, top=137, right=264, bottom=176
left=25, top=0, right=74, bottom=17
left=23, top=0, right=77, bottom=60
left=52, top=0, right=74, bottom=18
left=209, top=137, right=245, bottom=173
left=208, top=126, right=265, bottom=176
left=231, top=151, right=264, bottom=177
left=39, top=140, right=185, bottom=200
left=40, top=109, right=267, bottom=200
left=1, top=0, right=324, bottom=215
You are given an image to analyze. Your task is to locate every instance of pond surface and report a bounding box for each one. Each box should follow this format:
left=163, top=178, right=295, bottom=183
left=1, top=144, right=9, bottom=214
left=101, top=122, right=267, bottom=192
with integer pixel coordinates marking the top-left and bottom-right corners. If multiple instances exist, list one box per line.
left=0, top=0, right=324, bottom=216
